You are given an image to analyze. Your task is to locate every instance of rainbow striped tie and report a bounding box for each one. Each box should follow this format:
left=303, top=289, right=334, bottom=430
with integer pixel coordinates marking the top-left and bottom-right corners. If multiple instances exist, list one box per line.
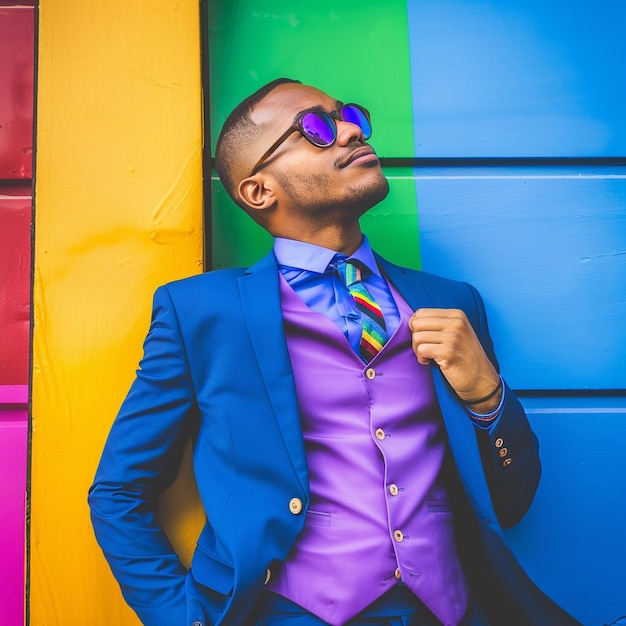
left=338, top=259, right=388, bottom=363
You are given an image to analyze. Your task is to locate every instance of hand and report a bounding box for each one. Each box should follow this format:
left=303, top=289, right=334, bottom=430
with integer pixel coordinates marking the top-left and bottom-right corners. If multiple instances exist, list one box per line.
left=408, top=308, right=502, bottom=412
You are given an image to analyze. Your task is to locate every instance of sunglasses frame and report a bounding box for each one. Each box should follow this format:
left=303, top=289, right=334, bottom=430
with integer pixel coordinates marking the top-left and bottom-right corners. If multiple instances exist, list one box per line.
left=248, top=103, right=371, bottom=177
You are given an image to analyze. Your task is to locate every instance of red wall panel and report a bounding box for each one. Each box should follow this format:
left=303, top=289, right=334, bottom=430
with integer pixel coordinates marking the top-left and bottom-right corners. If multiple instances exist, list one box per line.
left=0, top=191, right=31, bottom=385
left=0, top=5, right=34, bottom=179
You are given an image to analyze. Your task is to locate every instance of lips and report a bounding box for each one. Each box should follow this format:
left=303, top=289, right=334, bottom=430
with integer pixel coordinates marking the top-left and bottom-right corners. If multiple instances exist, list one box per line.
left=339, top=146, right=378, bottom=168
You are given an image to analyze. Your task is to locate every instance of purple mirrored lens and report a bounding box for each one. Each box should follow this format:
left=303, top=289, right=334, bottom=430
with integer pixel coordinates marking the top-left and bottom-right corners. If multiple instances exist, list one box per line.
left=341, top=105, right=371, bottom=139
left=301, top=112, right=336, bottom=146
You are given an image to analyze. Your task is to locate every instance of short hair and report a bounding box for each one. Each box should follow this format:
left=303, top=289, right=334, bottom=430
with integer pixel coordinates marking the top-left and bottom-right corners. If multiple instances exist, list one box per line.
left=215, top=78, right=301, bottom=208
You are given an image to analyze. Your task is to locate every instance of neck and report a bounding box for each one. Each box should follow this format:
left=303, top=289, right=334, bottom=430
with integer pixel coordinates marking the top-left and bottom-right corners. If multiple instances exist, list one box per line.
left=271, top=222, right=364, bottom=256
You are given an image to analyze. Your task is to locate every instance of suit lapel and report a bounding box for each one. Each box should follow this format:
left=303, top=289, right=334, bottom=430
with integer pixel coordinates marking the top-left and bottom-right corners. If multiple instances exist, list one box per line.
left=237, top=252, right=309, bottom=494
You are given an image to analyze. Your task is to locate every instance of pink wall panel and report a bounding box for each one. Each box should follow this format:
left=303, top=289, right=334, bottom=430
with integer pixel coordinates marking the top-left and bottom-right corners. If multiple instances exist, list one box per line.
left=0, top=5, right=34, bottom=180
left=0, top=386, right=27, bottom=626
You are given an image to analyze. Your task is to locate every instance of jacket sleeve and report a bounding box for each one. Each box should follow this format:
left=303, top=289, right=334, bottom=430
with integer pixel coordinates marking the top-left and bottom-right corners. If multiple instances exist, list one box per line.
left=466, top=282, right=541, bottom=528
left=88, top=285, right=197, bottom=625
left=478, top=382, right=541, bottom=527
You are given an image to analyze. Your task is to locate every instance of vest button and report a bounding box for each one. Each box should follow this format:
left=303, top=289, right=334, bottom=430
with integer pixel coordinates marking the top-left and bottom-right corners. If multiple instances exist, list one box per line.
left=265, top=568, right=272, bottom=584
left=375, top=428, right=385, bottom=441
left=365, top=367, right=376, bottom=380
left=389, top=484, right=399, bottom=496
left=502, top=458, right=512, bottom=467
left=394, top=567, right=402, bottom=580
left=498, top=447, right=508, bottom=458
left=495, top=437, right=504, bottom=448
left=393, top=530, right=404, bottom=543
left=289, top=497, right=303, bottom=514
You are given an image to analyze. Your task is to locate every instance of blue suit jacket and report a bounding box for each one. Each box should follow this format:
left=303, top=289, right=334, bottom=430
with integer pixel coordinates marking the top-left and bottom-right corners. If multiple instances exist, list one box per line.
left=89, top=251, right=581, bottom=626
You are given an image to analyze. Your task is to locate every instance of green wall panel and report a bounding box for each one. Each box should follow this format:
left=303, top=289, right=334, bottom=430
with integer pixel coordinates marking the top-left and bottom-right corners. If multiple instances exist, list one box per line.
left=207, top=1, right=420, bottom=269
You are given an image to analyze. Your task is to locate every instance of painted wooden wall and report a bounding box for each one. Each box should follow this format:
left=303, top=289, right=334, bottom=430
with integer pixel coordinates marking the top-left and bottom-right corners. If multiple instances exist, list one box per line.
left=23, top=1, right=626, bottom=625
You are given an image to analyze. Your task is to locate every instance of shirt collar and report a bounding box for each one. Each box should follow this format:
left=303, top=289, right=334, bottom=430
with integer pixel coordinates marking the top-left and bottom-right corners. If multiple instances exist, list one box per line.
left=273, top=235, right=382, bottom=277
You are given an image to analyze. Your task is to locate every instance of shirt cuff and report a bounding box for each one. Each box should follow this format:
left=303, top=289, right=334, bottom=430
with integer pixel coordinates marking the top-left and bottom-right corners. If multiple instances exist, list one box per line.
left=465, top=376, right=505, bottom=430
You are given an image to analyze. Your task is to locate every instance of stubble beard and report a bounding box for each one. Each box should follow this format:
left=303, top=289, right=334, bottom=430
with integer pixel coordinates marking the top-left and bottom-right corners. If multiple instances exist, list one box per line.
left=276, top=168, right=390, bottom=223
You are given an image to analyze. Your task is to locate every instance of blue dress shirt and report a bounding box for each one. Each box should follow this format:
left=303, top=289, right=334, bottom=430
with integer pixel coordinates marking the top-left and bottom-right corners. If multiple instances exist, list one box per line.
left=273, top=235, right=400, bottom=354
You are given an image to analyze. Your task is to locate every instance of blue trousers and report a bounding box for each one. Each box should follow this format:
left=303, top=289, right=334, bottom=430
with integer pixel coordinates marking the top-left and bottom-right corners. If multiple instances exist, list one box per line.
left=251, top=585, right=488, bottom=626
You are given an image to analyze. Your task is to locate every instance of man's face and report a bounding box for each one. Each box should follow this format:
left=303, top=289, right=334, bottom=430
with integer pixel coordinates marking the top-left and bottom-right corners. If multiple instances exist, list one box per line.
left=244, top=83, right=389, bottom=222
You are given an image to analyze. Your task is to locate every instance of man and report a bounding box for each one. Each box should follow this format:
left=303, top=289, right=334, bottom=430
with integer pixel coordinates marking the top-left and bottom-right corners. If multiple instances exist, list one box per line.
left=89, top=78, right=581, bottom=626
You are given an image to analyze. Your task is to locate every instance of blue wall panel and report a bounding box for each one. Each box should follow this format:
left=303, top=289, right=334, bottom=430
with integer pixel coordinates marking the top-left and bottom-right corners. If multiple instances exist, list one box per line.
left=408, top=0, right=626, bottom=157
left=506, top=397, right=626, bottom=626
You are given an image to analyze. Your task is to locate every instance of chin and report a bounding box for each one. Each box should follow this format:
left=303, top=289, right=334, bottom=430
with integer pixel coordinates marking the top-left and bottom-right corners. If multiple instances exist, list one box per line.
left=349, top=171, right=390, bottom=211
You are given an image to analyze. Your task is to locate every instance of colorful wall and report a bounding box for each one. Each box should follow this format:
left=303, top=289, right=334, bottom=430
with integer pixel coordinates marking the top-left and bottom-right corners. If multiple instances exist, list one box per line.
left=0, top=1, right=622, bottom=624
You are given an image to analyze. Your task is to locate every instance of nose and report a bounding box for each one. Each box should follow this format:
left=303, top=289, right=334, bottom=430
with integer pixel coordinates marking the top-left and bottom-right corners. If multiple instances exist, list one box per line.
left=335, top=118, right=364, bottom=146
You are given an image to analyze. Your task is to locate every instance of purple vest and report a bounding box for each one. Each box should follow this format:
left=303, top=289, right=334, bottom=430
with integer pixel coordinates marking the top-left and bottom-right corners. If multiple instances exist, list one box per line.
left=266, top=277, right=469, bottom=626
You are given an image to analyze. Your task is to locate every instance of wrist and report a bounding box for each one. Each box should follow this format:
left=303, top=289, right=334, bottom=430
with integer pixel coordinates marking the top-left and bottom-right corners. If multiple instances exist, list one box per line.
left=464, top=377, right=503, bottom=414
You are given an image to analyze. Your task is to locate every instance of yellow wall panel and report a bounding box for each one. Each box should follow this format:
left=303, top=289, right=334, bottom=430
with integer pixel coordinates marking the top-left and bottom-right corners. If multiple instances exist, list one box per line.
left=32, top=2, right=204, bottom=623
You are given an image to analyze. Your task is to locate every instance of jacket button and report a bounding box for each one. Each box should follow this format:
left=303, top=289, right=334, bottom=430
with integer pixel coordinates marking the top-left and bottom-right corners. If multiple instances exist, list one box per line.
left=375, top=428, right=385, bottom=440
left=289, top=497, right=303, bottom=514
left=389, top=484, right=399, bottom=496
left=394, top=567, right=402, bottom=579
left=366, top=367, right=376, bottom=380
left=265, top=568, right=271, bottom=584
left=393, top=530, right=404, bottom=543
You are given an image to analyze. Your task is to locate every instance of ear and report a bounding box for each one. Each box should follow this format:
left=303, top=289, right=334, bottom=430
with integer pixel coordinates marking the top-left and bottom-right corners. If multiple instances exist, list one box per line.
left=237, top=175, right=277, bottom=213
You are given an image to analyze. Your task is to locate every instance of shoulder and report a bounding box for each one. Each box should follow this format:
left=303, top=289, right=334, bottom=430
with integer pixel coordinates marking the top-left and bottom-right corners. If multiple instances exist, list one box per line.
left=376, top=254, right=480, bottom=306
left=151, top=267, right=248, bottom=313
left=160, top=249, right=277, bottom=296
left=164, top=266, right=247, bottom=292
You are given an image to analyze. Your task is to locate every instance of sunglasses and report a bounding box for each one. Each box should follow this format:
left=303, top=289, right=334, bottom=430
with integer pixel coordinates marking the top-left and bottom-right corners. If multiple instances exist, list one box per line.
left=249, top=103, right=372, bottom=177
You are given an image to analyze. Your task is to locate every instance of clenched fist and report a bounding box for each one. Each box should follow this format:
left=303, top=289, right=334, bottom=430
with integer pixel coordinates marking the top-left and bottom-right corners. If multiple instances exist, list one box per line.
left=409, top=308, right=502, bottom=413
